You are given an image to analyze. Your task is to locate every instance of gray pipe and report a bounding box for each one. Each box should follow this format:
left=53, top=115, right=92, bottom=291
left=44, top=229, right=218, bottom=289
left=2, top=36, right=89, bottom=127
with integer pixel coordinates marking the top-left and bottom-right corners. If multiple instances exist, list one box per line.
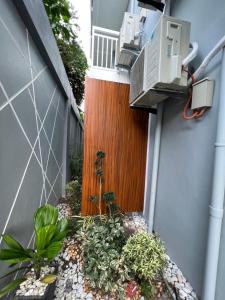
left=202, top=48, right=225, bottom=300
left=148, top=103, right=164, bottom=232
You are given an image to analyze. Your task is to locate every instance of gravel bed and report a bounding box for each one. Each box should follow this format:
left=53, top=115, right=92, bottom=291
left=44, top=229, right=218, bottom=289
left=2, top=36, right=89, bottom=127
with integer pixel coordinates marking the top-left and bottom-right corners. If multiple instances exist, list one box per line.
left=15, top=266, right=55, bottom=297
left=54, top=204, right=198, bottom=300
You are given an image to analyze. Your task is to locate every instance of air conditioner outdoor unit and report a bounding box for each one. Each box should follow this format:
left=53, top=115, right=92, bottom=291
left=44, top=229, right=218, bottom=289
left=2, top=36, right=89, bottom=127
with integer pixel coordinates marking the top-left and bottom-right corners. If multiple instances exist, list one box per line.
left=130, top=15, right=191, bottom=108
left=117, top=12, right=141, bottom=68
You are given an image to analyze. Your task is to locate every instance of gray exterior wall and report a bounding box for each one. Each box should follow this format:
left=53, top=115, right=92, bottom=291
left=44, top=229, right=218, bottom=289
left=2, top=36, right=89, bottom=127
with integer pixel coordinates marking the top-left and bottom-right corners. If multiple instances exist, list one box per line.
left=130, top=0, right=225, bottom=298
left=0, top=0, right=83, bottom=286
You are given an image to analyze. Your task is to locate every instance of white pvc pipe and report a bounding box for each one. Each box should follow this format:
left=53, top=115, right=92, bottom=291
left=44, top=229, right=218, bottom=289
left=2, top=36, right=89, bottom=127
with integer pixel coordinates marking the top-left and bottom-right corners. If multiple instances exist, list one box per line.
left=202, top=48, right=225, bottom=300
left=164, top=0, right=171, bottom=15
left=182, top=41, right=199, bottom=68
left=143, top=114, right=152, bottom=217
left=148, top=0, right=169, bottom=233
left=130, top=0, right=134, bottom=14
left=188, top=35, right=225, bottom=85
left=148, top=103, right=163, bottom=232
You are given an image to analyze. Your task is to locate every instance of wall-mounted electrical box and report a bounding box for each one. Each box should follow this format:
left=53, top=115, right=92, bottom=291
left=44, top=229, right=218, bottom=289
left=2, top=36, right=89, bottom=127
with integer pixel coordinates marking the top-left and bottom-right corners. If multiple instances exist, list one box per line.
left=191, top=78, right=214, bottom=110
left=117, top=13, right=141, bottom=68
left=130, top=15, right=191, bottom=108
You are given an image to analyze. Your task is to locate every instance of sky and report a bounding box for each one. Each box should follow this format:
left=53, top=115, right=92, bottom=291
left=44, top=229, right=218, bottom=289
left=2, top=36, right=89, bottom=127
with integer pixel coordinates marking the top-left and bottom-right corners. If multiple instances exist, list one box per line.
left=70, top=0, right=91, bottom=64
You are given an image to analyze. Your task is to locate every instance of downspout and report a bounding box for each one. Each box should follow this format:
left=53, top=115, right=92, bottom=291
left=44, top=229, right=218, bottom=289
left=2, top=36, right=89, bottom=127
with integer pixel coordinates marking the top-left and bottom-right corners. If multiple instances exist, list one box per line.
left=148, top=103, right=164, bottom=232
left=202, top=48, right=225, bottom=300
left=148, top=0, right=170, bottom=233
left=131, top=0, right=135, bottom=14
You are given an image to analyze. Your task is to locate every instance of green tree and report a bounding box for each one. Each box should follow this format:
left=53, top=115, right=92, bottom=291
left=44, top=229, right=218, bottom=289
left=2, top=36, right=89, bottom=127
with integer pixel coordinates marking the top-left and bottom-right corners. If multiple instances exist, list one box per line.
left=44, top=0, right=88, bottom=106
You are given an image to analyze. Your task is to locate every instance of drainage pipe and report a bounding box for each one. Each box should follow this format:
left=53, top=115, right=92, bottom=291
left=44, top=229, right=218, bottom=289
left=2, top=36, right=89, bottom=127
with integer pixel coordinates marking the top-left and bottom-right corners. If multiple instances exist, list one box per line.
left=148, top=103, right=164, bottom=232
left=148, top=0, right=170, bottom=233
left=182, top=41, right=199, bottom=68
left=188, top=35, right=225, bottom=86
left=202, top=48, right=225, bottom=300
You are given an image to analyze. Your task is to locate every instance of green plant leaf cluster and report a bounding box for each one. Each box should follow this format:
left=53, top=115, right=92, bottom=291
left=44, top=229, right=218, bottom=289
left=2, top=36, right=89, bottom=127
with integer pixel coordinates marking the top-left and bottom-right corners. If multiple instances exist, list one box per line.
left=66, top=180, right=82, bottom=215
left=89, top=151, right=121, bottom=218
left=43, top=0, right=88, bottom=106
left=70, top=154, right=83, bottom=182
left=122, top=232, right=167, bottom=283
left=66, top=153, right=83, bottom=216
left=77, top=217, right=130, bottom=298
left=43, top=0, right=76, bottom=42
left=56, top=38, right=88, bottom=106
left=0, top=204, right=67, bottom=298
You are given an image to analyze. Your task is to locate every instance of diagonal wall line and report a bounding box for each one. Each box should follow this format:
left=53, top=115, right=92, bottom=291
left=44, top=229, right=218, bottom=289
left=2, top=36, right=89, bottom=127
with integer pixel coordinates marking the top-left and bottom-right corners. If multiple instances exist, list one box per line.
left=45, top=95, right=61, bottom=177
left=46, top=164, right=63, bottom=204
left=0, top=66, right=47, bottom=113
left=0, top=81, right=58, bottom=245
left=0, top=146, right=34, bottom=245
left=27, top=29, right=46, bottom=204
left=0, top=16, right=27, bottom=60
left=0, top=16, right=63, bottom=120
left=28, top=88, right=63, bottom=175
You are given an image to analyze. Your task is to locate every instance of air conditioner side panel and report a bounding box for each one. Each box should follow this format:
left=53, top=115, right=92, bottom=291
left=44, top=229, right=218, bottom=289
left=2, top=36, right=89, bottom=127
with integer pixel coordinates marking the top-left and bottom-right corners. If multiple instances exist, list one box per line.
left=130, top=49, right=145, bottom=103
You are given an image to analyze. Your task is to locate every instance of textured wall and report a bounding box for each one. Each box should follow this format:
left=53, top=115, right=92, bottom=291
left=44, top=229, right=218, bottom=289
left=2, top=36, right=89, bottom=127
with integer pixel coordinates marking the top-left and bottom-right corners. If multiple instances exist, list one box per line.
left=129, top=0, right=225, bottom=297
left=0, top=0, right=82, bottom=285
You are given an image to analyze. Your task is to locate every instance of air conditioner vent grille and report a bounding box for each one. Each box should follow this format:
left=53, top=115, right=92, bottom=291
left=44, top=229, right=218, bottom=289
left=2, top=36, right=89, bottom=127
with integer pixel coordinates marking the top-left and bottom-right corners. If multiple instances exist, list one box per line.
left=130, top=49, right=145, bottom=103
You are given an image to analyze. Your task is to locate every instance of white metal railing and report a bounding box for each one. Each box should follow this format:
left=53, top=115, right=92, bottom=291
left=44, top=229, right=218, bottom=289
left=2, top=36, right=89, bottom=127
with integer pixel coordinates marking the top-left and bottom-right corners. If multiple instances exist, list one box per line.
left=91, top=26, right=119, bottom=70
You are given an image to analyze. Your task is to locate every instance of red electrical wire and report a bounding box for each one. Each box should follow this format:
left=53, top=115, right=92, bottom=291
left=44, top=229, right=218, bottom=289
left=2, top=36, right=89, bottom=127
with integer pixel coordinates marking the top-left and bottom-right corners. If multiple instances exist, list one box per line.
left=182, top=68, right=207, bottom=120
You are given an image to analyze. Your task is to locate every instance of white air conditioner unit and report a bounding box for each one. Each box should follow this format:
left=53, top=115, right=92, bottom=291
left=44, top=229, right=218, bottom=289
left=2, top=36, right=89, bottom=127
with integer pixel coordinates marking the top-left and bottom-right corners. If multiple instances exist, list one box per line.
left=130, top=15, right=191, bottom=108
left=117, top=12, right=141, bottom=68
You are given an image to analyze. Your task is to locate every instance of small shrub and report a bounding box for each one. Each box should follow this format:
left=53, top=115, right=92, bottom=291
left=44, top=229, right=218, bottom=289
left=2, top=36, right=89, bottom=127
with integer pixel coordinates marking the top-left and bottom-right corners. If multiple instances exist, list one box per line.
left=65, top=180, right=81, bottom=215
left=70, top=154, right=83, bottom=181
left=78, top=217, right=130, bottom=298
left=89, top=151, right=121, bottom=217
left=0, top=204, right=67, bottom=297
left=122, top=232, right=167, bottom=283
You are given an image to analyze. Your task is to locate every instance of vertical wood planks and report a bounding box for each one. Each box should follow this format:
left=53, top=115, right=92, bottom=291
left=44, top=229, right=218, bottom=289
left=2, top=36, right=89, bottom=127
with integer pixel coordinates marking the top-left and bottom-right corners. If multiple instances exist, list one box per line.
left=82, top=78, right=149, bottom=215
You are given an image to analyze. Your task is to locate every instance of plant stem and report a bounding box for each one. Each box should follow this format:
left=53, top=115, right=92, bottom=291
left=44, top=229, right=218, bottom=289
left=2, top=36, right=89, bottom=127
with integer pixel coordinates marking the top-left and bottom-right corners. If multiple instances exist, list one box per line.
left=99, top=176, right=102, bottom=217
left=34, top=264, right=41, bottom=279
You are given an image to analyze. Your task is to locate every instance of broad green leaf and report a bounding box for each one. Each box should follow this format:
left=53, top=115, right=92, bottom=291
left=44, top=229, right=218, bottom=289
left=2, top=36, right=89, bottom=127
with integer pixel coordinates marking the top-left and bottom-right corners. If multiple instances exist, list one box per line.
left=0, top=249, right=32, bottom=264
left=42, top=241, right=62, bottom=259
left=35, top=225, right=57, bottom=250
left=0, top=278, right=26, bottom=298
left=57, top=218, right=68, bottom=233
left=34, top=204, right=58, bottom=231
left=51, top=231, right=66, bottom=243
left=2, top=234, right=24, bottom=251
left=40, top=274, right=57, bottom=284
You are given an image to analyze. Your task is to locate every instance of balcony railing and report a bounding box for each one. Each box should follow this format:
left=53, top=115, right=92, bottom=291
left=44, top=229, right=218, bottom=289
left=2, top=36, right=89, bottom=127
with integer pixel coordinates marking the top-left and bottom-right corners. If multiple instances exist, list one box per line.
left=91, top=26, right=119, bottom=70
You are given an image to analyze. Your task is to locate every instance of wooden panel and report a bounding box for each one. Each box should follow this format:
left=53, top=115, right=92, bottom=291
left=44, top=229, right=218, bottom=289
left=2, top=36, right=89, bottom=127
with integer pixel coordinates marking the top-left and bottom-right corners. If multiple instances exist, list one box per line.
left=82, top=78, right=149, bottom=215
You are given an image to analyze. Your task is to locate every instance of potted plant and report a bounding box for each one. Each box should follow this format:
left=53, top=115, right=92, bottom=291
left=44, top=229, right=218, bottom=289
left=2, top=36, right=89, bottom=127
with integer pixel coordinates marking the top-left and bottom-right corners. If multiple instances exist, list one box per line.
left=0, top=204, right=68, bottom=299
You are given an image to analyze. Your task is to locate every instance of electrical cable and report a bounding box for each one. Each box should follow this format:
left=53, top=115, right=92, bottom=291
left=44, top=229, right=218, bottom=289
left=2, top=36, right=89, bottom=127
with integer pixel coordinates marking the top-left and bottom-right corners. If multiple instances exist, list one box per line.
left=182, top=68, right=207, bottom=120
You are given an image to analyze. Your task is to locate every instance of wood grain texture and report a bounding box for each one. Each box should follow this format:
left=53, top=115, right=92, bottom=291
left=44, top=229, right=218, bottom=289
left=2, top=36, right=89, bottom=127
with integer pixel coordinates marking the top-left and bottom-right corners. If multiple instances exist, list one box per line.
left=82, top=78, right=149, bottom=215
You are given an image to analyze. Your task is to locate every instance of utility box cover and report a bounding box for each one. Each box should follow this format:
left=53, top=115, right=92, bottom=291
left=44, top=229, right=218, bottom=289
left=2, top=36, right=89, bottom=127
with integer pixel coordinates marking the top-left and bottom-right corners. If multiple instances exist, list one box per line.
left=191, top=78, right=214, bottom=110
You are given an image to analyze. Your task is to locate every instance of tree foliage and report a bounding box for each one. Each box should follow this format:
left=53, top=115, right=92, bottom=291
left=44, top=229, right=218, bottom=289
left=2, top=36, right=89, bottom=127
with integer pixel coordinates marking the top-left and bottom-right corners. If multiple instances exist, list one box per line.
left=44, top=0, right=88, bottom=106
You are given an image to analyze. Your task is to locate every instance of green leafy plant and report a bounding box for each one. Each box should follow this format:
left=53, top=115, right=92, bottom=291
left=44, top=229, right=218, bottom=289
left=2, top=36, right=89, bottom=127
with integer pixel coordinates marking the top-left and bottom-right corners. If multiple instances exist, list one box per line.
left=0, top=204, right=68, bottom=298
left=57, top=39, right=88, bottom=106
left=65, top=180, right=81, bottom=215
left=79, top=217, right=130, bottom=298
left=70, top=153, right=83, bottom=182
left=122, top=232, right=167, bottom=284
left=89, top=151, right=120, bottom=217
left=140, top=280, right=154, bottom=299
left=43, top=0, right=88, bottom=106
left=43, top=0, right=77, bottom=42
